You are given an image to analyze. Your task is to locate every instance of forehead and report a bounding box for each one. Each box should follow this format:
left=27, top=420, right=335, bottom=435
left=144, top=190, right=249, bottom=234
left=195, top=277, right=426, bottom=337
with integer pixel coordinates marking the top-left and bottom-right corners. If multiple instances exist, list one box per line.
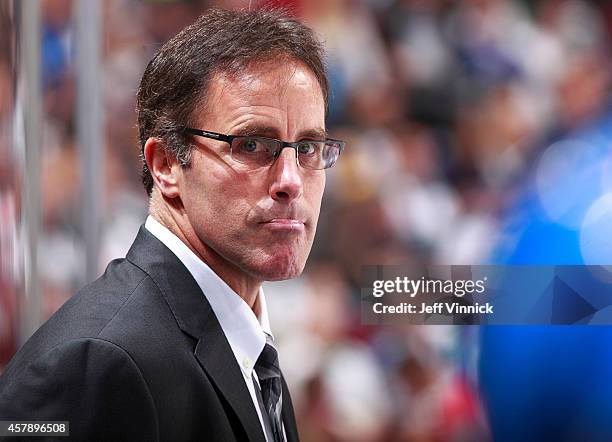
left=200, top=60, right=325, bottom=130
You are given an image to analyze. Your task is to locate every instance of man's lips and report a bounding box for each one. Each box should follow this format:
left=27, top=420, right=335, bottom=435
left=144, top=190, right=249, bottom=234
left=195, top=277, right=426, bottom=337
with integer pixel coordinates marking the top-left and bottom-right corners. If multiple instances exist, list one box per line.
left=259, top=218, right=306, bottom=231
left=265, top=218, right=305, bottom=224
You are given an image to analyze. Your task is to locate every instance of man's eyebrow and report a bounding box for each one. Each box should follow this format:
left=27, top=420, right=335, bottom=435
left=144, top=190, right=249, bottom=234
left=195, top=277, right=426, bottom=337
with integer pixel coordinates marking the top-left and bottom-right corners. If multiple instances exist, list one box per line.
left=231, top=123, right=328, bottom=140
left=299, top=128, right=328, bottom=140
left=231, top=123, right=278, bottom=137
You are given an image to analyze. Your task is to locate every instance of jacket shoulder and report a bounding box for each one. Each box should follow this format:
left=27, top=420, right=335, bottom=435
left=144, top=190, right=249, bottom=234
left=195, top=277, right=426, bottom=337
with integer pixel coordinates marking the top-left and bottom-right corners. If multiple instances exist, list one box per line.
left=0, top=337, right=159, bottom=441
left=1, top=258, right=159, bottom=379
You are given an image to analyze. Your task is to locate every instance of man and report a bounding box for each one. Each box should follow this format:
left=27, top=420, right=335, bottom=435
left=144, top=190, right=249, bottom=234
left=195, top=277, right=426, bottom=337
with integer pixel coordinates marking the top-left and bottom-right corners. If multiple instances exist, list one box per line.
left=0, top=8, right=344, bottom=441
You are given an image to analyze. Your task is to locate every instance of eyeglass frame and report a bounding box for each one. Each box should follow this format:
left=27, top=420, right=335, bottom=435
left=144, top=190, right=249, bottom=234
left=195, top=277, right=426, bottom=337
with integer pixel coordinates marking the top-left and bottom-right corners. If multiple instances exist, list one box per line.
left=181, top=127, right=345, bottom=170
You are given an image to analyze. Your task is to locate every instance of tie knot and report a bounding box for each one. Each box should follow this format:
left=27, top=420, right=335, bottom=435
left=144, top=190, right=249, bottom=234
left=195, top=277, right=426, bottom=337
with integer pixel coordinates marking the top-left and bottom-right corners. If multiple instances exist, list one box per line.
left=255, top=335, right=280, bottom=382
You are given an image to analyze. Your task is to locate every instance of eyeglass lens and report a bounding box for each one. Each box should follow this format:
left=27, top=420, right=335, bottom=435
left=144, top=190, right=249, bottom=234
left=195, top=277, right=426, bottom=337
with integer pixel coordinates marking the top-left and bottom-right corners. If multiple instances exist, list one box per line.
left=231, top=137, right=340, bottom=170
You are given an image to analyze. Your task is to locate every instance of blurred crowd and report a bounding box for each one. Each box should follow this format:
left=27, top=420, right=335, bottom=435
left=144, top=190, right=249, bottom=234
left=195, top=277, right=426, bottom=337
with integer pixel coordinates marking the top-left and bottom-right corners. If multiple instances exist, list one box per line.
left=1, top=0, right=612, bottom=441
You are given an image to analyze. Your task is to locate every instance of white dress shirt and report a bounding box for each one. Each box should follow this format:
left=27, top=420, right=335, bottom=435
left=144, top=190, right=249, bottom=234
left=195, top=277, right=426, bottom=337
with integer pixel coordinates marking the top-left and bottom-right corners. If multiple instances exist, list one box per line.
left=145, top=216, right=277, bottom=441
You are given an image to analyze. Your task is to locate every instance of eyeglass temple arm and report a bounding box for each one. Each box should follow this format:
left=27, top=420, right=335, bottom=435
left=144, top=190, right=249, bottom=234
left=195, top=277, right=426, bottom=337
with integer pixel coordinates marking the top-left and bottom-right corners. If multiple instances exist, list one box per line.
left=182, top=127, right=233, bottom=143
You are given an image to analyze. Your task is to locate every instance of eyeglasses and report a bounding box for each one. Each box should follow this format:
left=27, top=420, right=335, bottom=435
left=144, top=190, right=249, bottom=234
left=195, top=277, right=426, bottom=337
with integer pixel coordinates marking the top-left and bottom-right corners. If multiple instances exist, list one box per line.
left=182, top=127, right=345, bottom=170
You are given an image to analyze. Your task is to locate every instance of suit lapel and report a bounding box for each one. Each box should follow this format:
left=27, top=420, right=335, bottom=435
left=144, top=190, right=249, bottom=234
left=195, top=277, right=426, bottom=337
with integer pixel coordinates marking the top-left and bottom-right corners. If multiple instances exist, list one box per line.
left=127, top=226, right=266, bottom=442
left=194, top=321, right=266, bottom=442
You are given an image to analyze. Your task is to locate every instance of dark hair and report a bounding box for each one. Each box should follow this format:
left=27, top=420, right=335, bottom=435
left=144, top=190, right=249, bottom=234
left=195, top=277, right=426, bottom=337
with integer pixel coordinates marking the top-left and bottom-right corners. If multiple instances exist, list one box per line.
left=136, top=8, right=329, bottom=195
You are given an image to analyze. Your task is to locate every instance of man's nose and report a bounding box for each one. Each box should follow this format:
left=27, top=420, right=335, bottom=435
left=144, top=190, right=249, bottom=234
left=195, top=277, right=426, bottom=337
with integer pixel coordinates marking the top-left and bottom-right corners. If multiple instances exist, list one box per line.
left=268, top=147, right=303, bottom=202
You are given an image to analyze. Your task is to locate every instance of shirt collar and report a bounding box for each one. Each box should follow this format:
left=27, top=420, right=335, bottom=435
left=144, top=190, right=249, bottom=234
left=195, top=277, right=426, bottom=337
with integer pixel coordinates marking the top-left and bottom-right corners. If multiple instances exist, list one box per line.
left=144, top=215, right=272, bottom=377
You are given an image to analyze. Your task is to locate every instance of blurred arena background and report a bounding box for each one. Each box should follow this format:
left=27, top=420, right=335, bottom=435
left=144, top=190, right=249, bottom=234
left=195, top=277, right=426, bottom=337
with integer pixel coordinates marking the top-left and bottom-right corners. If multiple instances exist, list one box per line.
left=1, top=0, right=612, bottom=441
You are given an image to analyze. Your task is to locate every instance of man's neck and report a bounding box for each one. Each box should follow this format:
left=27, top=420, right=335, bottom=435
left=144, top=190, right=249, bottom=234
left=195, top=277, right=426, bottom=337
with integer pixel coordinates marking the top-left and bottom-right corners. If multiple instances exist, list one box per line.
left=149, top=196, right=262, bottom=313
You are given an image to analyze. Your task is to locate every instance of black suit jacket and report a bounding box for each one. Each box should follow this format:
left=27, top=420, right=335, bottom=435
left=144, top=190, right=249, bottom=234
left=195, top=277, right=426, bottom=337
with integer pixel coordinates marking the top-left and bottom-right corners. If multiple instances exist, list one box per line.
left=0, top=227, right=300, bottom=442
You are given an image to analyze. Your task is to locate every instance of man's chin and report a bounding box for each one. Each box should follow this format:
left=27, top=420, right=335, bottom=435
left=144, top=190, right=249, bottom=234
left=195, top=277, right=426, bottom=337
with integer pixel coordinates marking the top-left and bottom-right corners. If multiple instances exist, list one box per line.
left=256, top=264, right=304, bottom=281
left=249, top=255, right=306, bottom=282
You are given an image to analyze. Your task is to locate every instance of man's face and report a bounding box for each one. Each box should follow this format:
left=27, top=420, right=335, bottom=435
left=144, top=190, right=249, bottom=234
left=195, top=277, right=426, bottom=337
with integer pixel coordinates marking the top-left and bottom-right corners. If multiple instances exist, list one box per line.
left=177, top=60, right=326, bottom=282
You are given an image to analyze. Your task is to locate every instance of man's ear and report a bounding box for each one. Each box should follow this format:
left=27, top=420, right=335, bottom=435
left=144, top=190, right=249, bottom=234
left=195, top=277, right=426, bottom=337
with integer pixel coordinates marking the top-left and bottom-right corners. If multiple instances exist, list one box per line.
left=144, top=137, right=181, bottom=199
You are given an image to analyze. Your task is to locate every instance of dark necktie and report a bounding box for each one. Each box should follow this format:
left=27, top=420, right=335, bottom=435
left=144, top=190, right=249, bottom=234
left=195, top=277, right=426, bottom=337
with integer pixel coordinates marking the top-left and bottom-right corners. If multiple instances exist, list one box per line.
left=254, top=334, right=285, bottom=442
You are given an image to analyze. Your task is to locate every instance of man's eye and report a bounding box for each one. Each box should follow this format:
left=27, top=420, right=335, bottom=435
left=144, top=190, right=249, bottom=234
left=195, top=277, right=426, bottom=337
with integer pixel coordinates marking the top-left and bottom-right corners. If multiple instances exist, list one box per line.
left=239, top=138, right=261, bottom=153
left=297, top=142, right=316, bottom=155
